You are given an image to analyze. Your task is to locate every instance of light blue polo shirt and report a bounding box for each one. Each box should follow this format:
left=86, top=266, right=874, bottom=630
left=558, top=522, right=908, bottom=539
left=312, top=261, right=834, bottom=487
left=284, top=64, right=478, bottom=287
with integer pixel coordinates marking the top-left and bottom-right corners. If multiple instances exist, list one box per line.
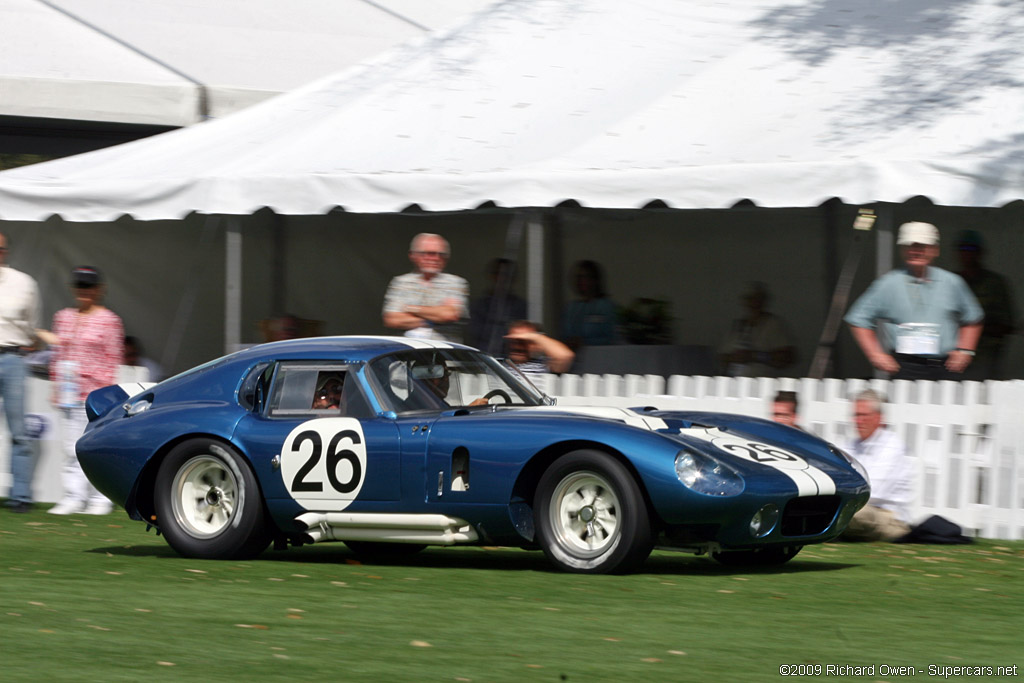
left=845, top=266, right=983, bottom=356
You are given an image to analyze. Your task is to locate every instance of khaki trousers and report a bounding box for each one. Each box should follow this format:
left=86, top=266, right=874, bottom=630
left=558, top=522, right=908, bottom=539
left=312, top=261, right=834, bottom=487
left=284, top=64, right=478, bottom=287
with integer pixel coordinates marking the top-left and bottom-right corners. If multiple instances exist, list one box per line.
left=841, top=504, right=910, bottom=542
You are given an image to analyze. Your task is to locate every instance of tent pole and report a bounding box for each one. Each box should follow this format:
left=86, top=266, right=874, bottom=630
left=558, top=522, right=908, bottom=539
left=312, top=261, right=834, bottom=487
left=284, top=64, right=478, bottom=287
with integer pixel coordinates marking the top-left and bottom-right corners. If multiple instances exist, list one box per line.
left=480, top=210, right=544, bottom=354
left=527, top=212, right=544, bottom=324
left=225, top=217, right=243, bottom=354
left=807, top=207, right=876, bottom=380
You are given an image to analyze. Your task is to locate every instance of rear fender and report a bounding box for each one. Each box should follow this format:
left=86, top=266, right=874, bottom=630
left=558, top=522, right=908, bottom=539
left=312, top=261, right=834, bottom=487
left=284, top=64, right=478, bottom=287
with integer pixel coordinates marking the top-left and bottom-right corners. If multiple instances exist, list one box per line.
left=128, top=432, right=269, bottom=530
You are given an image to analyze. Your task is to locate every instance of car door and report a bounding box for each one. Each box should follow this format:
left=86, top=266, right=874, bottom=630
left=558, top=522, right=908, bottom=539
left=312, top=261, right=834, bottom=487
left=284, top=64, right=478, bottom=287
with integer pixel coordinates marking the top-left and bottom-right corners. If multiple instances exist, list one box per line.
left=232, top=361, right=402, bottom=509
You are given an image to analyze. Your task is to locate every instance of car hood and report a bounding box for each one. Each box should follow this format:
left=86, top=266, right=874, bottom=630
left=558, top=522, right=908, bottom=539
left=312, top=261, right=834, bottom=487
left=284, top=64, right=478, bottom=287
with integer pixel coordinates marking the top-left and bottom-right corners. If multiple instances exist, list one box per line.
left=506, top=404, right=858, bottom=492
left=509, top=404, right=677, bottom=431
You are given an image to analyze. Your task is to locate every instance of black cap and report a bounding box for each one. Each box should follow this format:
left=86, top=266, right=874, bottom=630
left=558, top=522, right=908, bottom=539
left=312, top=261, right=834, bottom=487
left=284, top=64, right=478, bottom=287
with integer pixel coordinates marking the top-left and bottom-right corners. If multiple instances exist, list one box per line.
left=71, top=266, right=102, bottom=288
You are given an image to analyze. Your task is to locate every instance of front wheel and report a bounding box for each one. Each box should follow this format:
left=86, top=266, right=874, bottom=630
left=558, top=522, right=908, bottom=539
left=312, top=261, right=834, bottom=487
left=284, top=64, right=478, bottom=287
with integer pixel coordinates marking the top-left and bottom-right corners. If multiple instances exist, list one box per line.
left=535, top=450, right=653, bottom=574
left=712, top=545, right=802, bottom=566
left=154, top=438, right=270, bottom=560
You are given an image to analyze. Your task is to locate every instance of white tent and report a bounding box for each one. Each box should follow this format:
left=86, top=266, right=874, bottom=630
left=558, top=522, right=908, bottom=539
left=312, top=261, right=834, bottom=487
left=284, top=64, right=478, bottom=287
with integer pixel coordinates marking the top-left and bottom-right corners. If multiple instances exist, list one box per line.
left=2, top=0, right=1023, bottom=378
left=1, top=0, right=494, bottom=126
left=2, top=0, right=1022, bottom=219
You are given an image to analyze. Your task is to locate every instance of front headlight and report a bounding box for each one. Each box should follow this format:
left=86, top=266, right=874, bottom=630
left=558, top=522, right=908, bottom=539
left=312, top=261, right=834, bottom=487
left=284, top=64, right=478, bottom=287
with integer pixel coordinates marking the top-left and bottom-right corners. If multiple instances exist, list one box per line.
left=833, top=446, right=870, bottom=485
left=674, top=449, right=744, bottom=497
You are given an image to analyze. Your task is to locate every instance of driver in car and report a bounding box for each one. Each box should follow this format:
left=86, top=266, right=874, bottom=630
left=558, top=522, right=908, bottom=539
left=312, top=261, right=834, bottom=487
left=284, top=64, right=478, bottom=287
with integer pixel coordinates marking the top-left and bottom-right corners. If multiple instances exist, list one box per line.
left=411, top=361, right=489, bottom=407
left=311, top=374, right=345, bottom=410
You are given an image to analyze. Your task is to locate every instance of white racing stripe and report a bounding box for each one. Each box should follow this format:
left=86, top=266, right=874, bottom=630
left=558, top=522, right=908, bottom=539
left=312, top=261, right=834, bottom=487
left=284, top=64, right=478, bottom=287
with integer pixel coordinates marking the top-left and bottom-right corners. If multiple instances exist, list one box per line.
left=783, top=468, right=838, bottom=497
left=117, top=382, right=156, bottom=398
left=798, top=464, right=838, bottom=496
left=521, top=405, right=669, bottom=431
left=349, top=335, right=456, bottom=351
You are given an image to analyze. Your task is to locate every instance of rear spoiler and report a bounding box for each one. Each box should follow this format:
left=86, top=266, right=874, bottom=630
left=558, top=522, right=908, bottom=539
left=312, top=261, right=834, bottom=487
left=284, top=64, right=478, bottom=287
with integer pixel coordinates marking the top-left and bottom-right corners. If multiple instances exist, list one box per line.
left=85, top=383, right=157, bottom=422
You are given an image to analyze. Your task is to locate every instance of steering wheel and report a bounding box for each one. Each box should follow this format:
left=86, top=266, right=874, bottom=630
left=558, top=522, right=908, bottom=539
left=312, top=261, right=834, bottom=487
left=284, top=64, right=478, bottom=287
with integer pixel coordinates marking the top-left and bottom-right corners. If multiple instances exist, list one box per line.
left=482, top=389, right=512, bottom=404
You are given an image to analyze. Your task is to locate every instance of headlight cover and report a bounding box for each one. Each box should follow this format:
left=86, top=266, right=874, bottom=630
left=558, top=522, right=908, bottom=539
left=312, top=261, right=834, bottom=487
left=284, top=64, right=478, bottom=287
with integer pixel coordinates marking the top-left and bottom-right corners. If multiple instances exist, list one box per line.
left=674, top=449, right=744, bottom=496
left=833, top=445, right=870, bottom=485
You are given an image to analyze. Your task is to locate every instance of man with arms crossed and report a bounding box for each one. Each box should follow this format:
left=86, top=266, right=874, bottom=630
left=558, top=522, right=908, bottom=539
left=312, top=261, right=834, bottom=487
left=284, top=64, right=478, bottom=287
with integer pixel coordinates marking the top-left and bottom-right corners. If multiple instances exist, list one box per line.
left=383, top=233, right=469, bottom=343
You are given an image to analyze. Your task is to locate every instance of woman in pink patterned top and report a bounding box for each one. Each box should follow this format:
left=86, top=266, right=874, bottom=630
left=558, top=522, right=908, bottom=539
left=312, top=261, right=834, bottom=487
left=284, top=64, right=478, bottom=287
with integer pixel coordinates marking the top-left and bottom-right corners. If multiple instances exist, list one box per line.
left=47, top=266, right=124, bottom=515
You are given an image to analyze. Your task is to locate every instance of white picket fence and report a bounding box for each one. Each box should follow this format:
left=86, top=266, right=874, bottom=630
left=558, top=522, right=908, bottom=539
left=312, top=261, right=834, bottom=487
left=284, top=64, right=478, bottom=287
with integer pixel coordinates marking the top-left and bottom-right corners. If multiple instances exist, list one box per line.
left=5, top=372, right=1023, bottom=541
left=533, top=373, right=1024, bottom=542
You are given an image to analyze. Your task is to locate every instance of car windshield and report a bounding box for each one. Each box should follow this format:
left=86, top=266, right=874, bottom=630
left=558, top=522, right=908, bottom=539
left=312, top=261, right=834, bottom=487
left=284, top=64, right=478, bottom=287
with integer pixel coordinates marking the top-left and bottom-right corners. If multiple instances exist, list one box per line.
left=367, top=348, right=545, bottom=413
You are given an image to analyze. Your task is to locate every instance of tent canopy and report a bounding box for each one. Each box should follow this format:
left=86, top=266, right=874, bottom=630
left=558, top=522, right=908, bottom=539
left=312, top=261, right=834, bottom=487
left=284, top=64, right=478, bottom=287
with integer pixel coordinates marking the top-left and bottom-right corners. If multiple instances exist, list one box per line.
left=2, top=0, right=1023, bottom=222
left=0, top=0, right=493, bottom=126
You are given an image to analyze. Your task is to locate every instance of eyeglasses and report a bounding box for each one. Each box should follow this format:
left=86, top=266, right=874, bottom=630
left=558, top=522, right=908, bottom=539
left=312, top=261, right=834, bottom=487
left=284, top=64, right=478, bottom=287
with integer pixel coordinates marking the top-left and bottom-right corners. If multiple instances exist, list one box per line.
left=319, top=384, right=342, bottom=397
left=414, top=251, right=448, bottom=258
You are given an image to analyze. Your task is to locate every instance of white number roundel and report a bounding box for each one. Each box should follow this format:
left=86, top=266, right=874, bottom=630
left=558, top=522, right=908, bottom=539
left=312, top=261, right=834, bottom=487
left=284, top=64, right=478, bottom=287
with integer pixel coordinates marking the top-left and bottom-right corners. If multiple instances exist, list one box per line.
left=708, top=433, right=810, bottom=471
left=687, top=428, right=810, bottom=471
left=280, top=418, right=367, bottom=511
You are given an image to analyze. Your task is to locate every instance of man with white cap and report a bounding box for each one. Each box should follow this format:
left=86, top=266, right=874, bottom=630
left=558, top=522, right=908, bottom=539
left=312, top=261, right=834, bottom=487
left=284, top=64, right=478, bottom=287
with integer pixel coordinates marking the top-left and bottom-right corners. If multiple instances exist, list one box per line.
left=845, top=221, right=983, bottom=380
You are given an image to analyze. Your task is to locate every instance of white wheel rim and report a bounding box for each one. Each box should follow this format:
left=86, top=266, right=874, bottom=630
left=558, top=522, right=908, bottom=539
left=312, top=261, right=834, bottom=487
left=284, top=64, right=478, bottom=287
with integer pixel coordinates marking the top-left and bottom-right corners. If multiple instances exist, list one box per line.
left=171, top=455, right=239, bottom=538
left=549, top=471, right=621, bottom=558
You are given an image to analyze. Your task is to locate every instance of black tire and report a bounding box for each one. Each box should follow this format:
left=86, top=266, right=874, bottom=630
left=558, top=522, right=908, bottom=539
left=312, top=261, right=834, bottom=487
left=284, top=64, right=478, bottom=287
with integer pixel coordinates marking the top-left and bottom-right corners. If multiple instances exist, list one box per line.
left=343, top=541, right=427, bottom=558
left=712, top=545, right=802, bottom=567
left=535, top=450, right=653, bottom=574
left=154, top=438, right=270, bottom=560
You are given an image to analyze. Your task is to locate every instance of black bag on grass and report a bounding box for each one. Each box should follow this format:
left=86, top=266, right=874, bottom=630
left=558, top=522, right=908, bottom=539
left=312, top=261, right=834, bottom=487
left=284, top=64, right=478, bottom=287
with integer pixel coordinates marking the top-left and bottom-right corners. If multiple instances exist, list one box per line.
left=894, top=515, right=973, bottom=544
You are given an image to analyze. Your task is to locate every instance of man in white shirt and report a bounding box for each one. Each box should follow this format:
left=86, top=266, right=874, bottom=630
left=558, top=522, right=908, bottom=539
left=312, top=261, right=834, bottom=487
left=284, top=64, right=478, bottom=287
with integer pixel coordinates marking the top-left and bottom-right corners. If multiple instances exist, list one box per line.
left=382, top=233, right=469, bottom=343
left=842, top=389, right=915, bottom=541
left=0, top=232, right=40, bottom=513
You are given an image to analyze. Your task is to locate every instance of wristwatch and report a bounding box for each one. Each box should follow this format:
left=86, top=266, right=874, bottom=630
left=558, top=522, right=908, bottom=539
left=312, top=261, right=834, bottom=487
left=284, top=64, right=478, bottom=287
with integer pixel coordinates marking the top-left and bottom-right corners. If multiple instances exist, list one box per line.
left=954, top=348, right=976, bottom=356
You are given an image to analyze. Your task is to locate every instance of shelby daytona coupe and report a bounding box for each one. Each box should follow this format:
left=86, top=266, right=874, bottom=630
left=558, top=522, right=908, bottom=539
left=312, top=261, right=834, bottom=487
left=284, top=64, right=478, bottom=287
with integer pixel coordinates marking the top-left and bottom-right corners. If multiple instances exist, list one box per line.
left=78, top=337, right=869, bottom=573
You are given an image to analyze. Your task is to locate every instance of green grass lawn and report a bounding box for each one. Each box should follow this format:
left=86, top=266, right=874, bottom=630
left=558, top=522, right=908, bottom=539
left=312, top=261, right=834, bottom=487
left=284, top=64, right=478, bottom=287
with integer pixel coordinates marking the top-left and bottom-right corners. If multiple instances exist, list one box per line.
left=2, top=504, right=1021, bottom=682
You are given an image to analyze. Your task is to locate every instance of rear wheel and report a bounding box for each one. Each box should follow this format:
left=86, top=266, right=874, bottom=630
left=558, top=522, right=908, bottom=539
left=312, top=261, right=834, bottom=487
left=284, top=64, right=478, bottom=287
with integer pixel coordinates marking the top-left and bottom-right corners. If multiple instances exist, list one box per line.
left=154, top=438, right=270, bottom=560
left=713, top=545, right=802, bottom=566
left=535, top=450, right=653, bottom=574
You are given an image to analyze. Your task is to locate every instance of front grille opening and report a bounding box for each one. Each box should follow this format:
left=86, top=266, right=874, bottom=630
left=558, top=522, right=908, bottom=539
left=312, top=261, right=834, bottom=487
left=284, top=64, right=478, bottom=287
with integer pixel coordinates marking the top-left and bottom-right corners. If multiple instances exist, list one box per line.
left=781, top=495, right=841, bottom=536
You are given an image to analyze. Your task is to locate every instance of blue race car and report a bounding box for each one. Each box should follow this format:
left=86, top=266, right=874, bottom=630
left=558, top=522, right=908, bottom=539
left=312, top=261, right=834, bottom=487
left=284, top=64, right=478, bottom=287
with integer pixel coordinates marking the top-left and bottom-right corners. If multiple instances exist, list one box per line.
left=78, top=336, right=869, bottom=574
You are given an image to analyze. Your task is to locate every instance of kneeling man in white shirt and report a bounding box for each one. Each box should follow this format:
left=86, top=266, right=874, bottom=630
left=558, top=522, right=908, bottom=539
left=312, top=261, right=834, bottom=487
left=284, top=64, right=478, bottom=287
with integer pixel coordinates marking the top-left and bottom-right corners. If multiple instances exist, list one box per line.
left=842, top=389, right=915, bottom=541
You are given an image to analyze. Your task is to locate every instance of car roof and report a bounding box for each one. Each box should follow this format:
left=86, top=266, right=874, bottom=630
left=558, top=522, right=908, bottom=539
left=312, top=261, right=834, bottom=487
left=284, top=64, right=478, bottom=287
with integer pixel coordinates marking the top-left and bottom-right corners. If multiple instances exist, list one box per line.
left=229, top=336, right=476, bottom=365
